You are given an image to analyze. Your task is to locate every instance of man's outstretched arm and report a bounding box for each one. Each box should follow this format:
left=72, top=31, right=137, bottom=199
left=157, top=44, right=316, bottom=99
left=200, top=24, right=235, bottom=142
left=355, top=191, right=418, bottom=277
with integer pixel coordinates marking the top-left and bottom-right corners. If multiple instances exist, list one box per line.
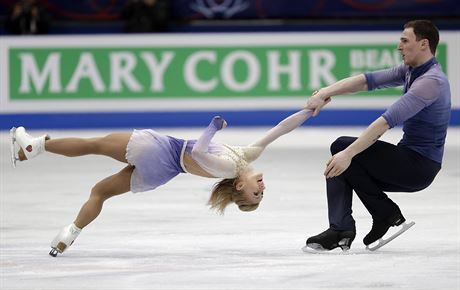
left=306, top=74, right=368, bottom=116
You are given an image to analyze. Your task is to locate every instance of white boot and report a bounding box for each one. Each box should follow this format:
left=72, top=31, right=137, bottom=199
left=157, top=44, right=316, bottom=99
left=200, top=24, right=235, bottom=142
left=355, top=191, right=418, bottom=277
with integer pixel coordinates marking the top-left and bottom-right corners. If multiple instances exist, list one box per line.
left=10, top=127, right=49, bottom=166
left=49, top=223, right=81, bottom=257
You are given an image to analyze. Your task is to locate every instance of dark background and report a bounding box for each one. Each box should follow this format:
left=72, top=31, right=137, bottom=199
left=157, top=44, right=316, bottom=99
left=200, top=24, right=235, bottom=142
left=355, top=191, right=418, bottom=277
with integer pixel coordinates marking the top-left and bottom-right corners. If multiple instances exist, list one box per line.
left=0, top=0, right=459, bottom=35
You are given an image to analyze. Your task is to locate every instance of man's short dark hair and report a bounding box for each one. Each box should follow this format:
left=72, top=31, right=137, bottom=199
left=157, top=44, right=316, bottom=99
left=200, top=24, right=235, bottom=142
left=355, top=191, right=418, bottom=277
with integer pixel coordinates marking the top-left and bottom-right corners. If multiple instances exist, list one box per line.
left=404, top=20, right=439, bottom=55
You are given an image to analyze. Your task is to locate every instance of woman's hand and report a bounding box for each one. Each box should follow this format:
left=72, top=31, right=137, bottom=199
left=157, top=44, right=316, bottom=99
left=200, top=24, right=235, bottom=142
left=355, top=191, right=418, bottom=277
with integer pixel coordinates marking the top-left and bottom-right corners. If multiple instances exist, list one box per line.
left=211, top=116, right=227, bottom=130
left=324, top=150, right=353, bottom=178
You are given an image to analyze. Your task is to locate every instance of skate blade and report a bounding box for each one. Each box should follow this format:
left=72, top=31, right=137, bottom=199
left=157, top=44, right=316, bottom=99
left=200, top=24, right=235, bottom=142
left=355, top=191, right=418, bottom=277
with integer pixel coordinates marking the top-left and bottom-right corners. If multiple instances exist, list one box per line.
left=366, top=221, right=415, bottom=251
left=49, top=248, right=59, bottom=257
left=338, top=237, right=353, bottom=251
left=302, top=244, right=348, bottom=254
left=49, top=242, right=67, bottom=257
left=10, top=127, right=19, bottom=168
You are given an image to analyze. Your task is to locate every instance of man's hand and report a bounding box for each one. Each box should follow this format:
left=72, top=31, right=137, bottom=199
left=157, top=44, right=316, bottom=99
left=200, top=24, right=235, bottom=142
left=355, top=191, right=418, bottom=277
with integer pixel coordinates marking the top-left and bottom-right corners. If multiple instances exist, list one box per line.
left=324, top=150, right=353, bottom=178
left=305, top=90, right=331, bottom=116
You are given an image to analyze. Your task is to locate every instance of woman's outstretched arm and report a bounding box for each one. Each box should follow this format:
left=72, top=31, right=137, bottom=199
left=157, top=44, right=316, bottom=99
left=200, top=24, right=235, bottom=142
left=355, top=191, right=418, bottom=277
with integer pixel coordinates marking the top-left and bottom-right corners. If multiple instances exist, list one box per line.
left=243, top=109, right=313, bottom=162
left=250, top=109, right=313, bottom=148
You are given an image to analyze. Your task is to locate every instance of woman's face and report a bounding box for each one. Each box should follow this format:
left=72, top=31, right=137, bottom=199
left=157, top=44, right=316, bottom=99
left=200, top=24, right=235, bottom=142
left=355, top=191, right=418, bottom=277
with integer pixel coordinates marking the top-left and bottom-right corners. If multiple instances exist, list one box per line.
left=235, top=171, right=265, bottom=206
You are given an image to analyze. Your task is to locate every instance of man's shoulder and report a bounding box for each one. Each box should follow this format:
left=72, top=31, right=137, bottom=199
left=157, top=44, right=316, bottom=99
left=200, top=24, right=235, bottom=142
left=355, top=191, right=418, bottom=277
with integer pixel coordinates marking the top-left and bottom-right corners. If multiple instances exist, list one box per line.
left=420, top=65, right=448, bottom=82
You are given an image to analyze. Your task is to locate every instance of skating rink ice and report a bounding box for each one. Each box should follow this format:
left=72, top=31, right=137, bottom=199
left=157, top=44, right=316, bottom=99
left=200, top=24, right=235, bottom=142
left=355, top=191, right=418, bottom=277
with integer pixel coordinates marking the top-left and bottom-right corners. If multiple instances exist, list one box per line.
left=1, top=127, right=459, bottom=290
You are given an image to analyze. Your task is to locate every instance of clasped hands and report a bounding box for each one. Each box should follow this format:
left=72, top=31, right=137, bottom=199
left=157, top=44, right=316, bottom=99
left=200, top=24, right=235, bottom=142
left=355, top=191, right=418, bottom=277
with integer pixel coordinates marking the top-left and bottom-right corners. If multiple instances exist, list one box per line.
left=305, top=90, right=331, bottom=117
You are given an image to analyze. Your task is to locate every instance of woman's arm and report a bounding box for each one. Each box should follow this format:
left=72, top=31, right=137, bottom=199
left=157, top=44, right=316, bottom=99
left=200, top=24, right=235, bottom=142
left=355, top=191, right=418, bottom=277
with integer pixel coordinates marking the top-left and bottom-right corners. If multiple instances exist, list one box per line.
left=192, top=116, right=226, bottom=153
left=191, top=116, right=236, bottom=178
left=250, top=109, right=312, bottom=148
left=243, top=109, right=313, bottom=162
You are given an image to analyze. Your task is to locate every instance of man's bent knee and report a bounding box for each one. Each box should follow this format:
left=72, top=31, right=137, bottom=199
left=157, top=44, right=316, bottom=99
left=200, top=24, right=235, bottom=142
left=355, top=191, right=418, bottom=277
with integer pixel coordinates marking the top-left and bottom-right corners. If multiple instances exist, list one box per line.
left=330, top=136, right=357, bottom=154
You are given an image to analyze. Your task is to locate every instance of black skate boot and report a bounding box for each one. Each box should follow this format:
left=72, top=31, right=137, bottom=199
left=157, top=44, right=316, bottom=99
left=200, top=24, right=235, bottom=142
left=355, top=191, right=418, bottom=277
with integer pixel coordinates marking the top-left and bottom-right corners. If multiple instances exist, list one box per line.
left=363, top=214, right=406, bottom=246
left=306, top=228, right=356, bottom=252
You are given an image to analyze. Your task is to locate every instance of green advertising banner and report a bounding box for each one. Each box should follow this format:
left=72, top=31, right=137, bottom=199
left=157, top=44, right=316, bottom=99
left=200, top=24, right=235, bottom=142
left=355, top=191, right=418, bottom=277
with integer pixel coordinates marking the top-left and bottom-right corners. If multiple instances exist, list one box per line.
left=9, top=44, right=447, bottom=100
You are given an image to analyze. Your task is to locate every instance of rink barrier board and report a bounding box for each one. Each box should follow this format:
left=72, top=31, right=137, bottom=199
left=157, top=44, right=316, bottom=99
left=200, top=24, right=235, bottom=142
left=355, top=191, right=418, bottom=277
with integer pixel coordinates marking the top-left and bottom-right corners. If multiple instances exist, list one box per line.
left=1, top=109, right=458, bottom=130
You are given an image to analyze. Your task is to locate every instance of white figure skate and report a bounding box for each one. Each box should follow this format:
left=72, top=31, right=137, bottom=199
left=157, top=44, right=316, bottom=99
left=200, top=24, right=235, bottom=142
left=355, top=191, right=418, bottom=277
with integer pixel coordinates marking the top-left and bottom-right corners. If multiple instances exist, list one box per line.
left=9, top=128, right=19, bottom=168
left=10, top=126, right=49, bottom=167
left=49, top=223, right=81, bottom=257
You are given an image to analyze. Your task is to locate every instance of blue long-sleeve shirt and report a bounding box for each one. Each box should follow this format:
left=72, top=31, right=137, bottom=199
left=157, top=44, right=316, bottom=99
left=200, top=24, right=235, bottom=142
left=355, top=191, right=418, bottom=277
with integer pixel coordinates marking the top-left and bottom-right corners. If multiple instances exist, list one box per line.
left=364, top=57, right=451, bottom=164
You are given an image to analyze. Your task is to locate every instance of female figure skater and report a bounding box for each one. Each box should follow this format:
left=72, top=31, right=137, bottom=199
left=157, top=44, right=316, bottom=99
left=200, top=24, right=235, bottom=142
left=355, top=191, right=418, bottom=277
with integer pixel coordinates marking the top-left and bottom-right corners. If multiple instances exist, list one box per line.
left=11, top=109, right=312, bottom=256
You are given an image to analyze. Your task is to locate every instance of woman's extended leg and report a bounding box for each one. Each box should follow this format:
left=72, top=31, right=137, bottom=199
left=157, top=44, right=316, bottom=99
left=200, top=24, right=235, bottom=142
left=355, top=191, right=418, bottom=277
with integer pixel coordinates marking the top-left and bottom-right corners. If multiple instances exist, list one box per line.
left=74, top=165, right=134, bottom=228
left=19, top=132, right=132, bottom=163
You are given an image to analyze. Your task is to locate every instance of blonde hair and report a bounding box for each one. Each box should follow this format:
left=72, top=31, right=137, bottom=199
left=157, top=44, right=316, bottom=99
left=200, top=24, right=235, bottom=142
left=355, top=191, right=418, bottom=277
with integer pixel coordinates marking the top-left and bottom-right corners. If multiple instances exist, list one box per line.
left=208, top=178, right=259, bottom=214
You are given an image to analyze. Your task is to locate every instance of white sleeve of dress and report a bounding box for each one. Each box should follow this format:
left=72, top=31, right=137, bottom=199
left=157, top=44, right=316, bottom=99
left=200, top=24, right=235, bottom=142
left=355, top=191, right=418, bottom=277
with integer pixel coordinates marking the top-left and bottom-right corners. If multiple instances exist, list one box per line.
left=244, top=109, right=313, bottom=162
left=191, top=117, right=237, bottom=177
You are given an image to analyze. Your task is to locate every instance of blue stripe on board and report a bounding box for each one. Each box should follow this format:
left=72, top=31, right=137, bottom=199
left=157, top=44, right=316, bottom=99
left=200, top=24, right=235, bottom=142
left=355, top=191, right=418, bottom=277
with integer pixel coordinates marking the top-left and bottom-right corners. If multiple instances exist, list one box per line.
left=1, top=109, right=459, bottom=130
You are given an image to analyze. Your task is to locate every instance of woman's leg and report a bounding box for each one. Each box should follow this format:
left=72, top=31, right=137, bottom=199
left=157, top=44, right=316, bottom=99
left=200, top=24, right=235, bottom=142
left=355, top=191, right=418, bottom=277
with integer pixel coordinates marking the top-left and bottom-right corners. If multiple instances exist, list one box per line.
left=20, top=133, right=132, bottom=163
left=49, top=165, right=134, bottom=256
left=73, top=165, right=134, bottom=229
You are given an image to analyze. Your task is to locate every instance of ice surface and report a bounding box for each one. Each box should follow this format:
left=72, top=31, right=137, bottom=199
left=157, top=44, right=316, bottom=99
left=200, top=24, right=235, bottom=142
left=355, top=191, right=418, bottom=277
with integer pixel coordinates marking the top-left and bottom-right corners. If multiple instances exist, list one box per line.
left=1, top=127, right=459, bottom=290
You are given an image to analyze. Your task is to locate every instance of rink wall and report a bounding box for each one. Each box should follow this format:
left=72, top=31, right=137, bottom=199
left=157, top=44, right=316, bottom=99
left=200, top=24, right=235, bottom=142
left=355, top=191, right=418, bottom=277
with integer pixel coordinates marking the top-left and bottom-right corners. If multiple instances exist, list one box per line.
left=1, top=32, right=459, bottom=129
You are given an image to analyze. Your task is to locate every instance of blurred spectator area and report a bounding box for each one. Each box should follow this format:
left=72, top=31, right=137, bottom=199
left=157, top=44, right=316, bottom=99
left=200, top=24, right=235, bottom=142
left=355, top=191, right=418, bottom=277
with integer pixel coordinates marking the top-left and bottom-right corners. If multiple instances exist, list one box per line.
left=1, top=0, right=459, bottom=34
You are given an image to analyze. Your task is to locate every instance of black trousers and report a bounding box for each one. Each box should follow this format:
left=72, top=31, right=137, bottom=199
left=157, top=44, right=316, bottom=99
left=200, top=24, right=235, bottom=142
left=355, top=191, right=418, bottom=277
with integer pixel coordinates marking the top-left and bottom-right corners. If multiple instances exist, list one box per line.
left=327, top=136, right=441, bottom=231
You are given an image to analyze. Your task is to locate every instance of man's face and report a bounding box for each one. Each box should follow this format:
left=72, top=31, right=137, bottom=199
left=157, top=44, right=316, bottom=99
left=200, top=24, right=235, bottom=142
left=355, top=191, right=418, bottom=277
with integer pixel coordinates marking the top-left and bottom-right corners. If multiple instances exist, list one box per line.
left=397, top=27, right=429, bottom=67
